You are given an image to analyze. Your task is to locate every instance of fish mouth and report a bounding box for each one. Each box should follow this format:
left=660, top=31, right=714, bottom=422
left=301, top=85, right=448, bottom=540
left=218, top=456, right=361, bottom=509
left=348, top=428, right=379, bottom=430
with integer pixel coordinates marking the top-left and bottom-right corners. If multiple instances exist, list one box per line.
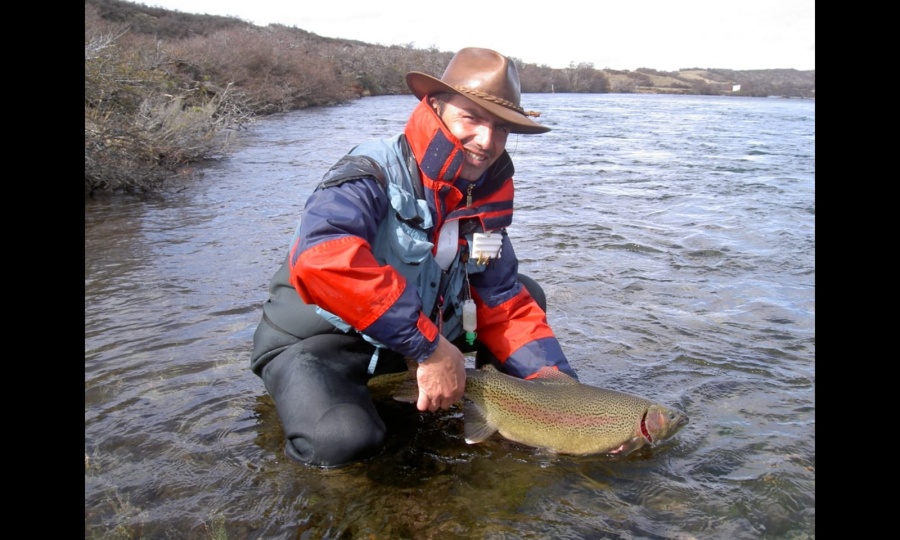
left=641, top=408, right=689, bottom=446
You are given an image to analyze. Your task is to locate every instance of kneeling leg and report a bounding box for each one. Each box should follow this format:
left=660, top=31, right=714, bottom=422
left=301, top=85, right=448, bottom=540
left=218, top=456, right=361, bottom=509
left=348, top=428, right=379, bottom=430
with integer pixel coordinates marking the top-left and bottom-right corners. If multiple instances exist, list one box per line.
left=261, top=334, right=384, bottom=467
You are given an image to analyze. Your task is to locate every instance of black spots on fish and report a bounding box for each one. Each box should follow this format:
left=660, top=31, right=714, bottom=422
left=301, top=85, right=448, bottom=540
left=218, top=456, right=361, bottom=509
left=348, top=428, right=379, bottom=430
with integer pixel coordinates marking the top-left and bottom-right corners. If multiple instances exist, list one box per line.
left=460, top=364, right=688, bottom=455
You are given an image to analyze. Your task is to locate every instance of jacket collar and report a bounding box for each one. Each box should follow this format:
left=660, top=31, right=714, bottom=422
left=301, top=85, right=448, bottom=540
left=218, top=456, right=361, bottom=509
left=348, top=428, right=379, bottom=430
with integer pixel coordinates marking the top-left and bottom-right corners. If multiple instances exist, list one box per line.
left=404, top=97, right=515, bottom=201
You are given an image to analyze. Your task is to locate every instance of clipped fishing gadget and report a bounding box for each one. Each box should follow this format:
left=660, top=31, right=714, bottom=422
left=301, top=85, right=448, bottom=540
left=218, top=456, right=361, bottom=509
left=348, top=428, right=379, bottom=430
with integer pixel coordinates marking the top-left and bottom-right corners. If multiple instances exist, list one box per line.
left=471, top=232, right=502, bottom=265
left=462, top=271, right=477, bottom=345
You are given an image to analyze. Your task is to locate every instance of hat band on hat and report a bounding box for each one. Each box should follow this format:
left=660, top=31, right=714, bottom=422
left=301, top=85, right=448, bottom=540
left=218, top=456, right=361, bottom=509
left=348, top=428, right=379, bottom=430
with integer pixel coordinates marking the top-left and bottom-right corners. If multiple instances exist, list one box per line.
left=453, top=85, right=542, bottom=118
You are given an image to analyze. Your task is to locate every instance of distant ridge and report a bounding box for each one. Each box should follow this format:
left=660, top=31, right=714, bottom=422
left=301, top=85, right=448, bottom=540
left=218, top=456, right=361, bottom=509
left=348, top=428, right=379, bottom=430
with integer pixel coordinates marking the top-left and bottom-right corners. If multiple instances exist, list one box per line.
left=88, top=0, right=814, bottom=98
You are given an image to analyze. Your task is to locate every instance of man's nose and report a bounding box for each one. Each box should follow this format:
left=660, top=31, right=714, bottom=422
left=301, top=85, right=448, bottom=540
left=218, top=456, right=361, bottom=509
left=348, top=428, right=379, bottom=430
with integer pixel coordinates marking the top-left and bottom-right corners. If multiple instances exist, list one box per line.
left=473, top=124, right=495, bottom=147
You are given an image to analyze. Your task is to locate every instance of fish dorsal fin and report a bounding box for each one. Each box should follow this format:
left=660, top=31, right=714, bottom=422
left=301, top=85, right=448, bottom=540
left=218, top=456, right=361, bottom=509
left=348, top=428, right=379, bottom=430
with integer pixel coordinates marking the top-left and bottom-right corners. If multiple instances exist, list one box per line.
left=529, top=366, right=579, bottom=386
left=463, top=401, right=497, bottom=444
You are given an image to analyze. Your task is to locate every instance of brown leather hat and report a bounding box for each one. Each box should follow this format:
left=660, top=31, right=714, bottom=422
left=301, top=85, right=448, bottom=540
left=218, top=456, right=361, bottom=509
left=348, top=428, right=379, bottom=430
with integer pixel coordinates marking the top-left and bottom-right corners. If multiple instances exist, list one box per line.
left=406, top=47, right=550, bottom=135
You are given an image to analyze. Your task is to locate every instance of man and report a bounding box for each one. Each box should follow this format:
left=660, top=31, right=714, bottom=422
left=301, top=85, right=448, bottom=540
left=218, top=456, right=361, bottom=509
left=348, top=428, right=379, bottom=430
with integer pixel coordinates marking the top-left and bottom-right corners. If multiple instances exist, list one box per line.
left=251, top=47, right=577, bottom=467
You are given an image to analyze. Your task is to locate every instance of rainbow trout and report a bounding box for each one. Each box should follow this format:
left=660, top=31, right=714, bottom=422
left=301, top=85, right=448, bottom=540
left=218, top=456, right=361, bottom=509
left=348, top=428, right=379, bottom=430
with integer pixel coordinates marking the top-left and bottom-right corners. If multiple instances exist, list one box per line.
left=395, top=364, right=688, bottom=456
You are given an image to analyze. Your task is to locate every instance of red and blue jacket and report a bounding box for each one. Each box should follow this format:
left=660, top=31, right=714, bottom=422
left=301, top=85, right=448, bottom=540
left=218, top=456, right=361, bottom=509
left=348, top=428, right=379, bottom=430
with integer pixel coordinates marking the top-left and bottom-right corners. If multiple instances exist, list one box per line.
left=285, top=97, right=575, bottom=379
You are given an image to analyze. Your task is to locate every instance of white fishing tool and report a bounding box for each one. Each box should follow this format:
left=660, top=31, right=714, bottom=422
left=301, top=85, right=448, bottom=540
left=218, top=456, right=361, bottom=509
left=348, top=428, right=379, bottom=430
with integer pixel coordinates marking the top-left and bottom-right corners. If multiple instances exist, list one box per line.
left=471, top=232, right=502, bottom=265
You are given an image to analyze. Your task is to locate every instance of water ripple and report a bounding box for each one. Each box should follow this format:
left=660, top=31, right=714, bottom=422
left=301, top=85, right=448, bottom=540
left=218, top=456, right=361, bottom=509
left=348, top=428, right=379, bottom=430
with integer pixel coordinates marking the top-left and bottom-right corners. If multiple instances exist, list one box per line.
left=85, top=94, right=814, bottom=540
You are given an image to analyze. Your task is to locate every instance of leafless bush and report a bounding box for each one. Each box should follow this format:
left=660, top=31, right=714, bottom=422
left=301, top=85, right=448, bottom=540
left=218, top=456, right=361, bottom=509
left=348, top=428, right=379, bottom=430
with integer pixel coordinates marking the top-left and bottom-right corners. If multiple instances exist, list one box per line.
left=85, top=0, right=814, bottom=196
left=85, top=6, right=253, bottom=195
left=167, top=26, right=355, bottom=113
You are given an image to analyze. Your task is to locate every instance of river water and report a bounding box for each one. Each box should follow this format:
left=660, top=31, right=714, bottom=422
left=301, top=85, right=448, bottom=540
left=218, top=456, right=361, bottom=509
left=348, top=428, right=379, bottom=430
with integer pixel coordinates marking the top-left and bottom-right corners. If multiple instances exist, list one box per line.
left=85, top=93, right=815, bottom=539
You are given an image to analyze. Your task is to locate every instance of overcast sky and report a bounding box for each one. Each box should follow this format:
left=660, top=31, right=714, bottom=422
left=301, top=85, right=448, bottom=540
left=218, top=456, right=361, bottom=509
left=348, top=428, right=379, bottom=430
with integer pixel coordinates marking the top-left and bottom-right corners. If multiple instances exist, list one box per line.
left=138, top=1, right=815, bottom=72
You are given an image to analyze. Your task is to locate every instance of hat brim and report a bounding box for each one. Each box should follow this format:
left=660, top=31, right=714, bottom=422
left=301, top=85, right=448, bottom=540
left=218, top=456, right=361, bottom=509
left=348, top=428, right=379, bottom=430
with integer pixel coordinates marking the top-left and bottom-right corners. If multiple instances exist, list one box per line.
left=406, top=72, right=550, bottom=135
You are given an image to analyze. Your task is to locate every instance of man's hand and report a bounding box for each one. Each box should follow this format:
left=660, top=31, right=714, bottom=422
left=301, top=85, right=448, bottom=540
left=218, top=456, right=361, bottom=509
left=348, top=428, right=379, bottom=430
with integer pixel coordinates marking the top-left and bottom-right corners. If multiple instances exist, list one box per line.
left=416, top=335, right=466, bottom=412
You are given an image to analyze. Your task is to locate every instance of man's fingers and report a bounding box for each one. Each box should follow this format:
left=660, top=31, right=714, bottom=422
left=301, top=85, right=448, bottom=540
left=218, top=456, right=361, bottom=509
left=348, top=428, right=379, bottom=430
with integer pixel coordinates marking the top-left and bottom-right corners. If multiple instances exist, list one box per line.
left=416, top=393, right=429, bottom=412
left=416, top=392, right=448, bottom=412
left=417, top=393, right=438, bottom=412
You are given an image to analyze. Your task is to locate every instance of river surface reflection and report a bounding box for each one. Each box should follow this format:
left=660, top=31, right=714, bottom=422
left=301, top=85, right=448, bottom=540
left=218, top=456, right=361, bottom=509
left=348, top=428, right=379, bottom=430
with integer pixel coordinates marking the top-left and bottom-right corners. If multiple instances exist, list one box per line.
left=85, top=93, right=815, bottom=539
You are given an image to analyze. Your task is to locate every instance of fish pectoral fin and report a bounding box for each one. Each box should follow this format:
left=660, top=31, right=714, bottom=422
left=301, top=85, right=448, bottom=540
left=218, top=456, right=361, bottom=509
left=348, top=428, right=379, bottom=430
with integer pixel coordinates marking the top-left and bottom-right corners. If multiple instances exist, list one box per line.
left=463, top=401, right=496, bottom=444
left=608, top=437, right=646, bottom=456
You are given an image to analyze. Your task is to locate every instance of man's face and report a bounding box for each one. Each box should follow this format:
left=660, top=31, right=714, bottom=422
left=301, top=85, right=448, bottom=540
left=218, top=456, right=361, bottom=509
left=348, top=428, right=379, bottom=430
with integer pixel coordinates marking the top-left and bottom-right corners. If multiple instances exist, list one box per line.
left=432, top=94, right=511, bottom=182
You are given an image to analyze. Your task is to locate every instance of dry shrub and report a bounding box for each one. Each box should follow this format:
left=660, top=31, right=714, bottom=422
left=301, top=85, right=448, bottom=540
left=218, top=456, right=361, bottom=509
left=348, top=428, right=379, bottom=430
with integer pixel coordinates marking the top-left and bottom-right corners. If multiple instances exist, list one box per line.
left=168, top=25, right=354, bottom=113
left=85, top=6, right=253, bottom=195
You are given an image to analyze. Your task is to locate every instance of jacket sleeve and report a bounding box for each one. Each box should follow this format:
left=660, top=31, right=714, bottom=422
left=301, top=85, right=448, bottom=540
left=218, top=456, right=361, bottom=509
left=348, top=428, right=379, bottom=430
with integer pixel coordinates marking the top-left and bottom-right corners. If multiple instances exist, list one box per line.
left=289, top=178, right=440, bottom=361
left=469, top=230, right=577, bottom=379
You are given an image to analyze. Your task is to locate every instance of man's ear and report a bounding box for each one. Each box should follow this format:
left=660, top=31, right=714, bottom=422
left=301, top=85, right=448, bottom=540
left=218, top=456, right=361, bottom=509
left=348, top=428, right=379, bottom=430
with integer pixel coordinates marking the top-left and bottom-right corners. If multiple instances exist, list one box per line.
left=429, top=96, right=444, bottom=116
